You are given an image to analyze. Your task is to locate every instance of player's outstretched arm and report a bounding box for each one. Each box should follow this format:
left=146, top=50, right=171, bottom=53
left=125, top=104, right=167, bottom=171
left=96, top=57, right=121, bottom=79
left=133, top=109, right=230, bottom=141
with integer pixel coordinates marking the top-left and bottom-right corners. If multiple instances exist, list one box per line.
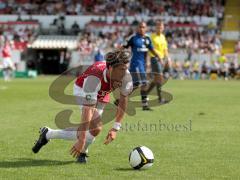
left=104, top=94, right=128, bottom=145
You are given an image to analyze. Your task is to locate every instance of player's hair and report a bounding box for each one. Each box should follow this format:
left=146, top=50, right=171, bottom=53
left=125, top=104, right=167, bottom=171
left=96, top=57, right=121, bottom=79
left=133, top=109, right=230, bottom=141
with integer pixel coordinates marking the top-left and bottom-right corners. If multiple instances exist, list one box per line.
left=156, top=19, right=164, bottom=25
left=138, top=21, right=147, bottom=27
left=105, top=49, right=131, bottom=68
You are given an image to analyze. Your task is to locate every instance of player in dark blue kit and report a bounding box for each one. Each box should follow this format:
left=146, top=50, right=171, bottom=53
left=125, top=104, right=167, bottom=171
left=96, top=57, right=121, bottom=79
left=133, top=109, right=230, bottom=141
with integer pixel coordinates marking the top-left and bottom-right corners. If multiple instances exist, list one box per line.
left=122, top=22, right=163, bottom=110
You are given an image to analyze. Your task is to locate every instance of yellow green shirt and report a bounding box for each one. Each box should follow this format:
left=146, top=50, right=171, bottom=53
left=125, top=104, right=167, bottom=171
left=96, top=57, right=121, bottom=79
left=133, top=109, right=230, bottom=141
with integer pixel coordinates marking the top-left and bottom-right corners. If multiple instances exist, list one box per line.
left=218, top=55, right=227, bottom=63
left=149, top=33, right=168, bottom=59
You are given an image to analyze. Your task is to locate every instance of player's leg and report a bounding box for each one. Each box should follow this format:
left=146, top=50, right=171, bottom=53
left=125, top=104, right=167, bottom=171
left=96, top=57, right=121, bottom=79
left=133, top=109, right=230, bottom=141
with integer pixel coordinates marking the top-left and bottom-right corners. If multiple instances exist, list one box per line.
left=138, top=65, right=152, bottom=111
left=33, top=105, right=105, bottom=164
left=147, top=57, right=164, bottom=103
left=32, top=126, right=77, bottom=153
left=73, top=85, right=104, bottom=162
left=77, top=106, right=103, bottom=163
left=3, top=58, right=14, bottom=81
left=81, top=103, right=104, bottom=153
left=6, top=68, right=13, bottom=81
left=128, top=64, right=149, bottom=110
left=154, top=73, right=164, bottom=103
left=140, top=76, right=149, bottom=110
left=33, top=84, right=99, bottom=154
left=32, top=125, right=93, bottom=154
left=43, top=106, right=103, bottom=142
left=2, top=59, right=9, bottom=81
left=32, top=91, right=81, bottom=154
left=32, top=127, right=91, bottom=154
left=2, top=68, right=8, bottom=81
left=153, top=59, right=164, bottom=103
left=146, top=57, right=157, bottom=94
left=32, top=107, right=103, bottom=154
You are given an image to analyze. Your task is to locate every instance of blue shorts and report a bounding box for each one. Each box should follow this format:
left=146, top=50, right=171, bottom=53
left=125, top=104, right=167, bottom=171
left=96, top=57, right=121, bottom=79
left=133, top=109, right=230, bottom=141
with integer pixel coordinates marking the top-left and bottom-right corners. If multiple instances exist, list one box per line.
left=129, top=63, right=147, bottom=87
left=151, top=57, right=162, bottom=74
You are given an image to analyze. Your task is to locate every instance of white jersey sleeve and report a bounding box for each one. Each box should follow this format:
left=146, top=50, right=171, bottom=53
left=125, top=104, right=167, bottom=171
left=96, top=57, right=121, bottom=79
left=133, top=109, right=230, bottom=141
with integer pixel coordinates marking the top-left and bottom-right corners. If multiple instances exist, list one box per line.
left=82, top=75, right=101, bottom=105
left=119, top=70, right=133, bottom=96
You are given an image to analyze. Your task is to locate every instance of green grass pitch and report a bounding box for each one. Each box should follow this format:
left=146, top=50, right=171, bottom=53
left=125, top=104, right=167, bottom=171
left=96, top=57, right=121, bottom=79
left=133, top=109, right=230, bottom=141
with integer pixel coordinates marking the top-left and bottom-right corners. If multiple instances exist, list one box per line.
left=0, top=77, right=239, bottom=179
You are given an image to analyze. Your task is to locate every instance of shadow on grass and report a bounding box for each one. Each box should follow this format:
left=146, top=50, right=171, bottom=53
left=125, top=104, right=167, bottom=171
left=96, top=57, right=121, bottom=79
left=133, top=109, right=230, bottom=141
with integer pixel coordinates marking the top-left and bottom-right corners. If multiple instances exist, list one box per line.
left=0, top=158, right=74, bottom=168
left=115, top=167, right=136, bottom=171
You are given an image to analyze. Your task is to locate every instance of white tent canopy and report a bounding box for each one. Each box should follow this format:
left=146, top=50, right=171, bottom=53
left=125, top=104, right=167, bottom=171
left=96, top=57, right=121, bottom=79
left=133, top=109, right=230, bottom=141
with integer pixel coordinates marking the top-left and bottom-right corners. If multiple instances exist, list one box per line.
left=28, top=35, right=78, bottom=49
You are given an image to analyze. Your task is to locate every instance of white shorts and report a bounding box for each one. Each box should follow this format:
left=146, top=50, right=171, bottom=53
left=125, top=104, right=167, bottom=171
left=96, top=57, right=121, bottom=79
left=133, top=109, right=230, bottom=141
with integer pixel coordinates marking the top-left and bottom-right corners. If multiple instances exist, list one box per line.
left=73, top=83, right=105, bottom=117
left=3, top=57, right=15, bottom=70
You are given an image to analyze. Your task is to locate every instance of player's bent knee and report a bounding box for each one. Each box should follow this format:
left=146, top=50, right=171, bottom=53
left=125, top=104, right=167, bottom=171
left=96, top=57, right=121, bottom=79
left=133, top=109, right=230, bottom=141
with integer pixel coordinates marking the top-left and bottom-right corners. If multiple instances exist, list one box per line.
left=89, top=126, right=102, bottom=137
left=154, top=74, right=163, bottom=84
left=89, top=117, right=103, bottom=137
left=141, top=83, right=148, bottom=90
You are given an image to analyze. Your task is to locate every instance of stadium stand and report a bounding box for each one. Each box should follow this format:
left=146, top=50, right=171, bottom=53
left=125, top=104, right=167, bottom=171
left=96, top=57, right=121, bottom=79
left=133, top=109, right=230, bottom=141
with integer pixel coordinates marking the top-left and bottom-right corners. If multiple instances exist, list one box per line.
left=0, top=0, right=239, bottom=79
left=0, top=0, right=225, bottom=17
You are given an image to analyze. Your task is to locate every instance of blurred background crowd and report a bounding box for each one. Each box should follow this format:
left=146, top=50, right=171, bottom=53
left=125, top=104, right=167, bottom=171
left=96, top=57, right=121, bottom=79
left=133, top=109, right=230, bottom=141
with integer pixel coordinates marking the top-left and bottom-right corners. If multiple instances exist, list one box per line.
left=0, top=0, right=239, bottom=80
left=0, top=0, right=225, bottom=17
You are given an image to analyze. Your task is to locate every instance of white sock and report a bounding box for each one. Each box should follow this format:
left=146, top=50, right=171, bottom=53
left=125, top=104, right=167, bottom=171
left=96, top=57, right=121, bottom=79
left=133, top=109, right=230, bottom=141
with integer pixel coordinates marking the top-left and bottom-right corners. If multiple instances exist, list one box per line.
left=46, top=128, right=96, bottom=153
left=82, top=131, right=95, bottom=153
left=6, top=70, right=11, bottom=81
left=46, top=128, right=77, bottom=140
left=3, top=70, right=7, bottom=81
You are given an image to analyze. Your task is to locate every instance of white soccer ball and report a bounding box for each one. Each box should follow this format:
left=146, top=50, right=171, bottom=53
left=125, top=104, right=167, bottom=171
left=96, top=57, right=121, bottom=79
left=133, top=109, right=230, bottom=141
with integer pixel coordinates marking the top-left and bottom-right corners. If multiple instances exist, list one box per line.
left=129, top=146, right=154, bottom=169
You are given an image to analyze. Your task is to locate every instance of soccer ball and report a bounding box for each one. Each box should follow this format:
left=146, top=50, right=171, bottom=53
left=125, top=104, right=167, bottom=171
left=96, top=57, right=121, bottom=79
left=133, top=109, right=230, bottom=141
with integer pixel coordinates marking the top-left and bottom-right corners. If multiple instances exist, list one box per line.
left=129, top=146, right=154, bottom=170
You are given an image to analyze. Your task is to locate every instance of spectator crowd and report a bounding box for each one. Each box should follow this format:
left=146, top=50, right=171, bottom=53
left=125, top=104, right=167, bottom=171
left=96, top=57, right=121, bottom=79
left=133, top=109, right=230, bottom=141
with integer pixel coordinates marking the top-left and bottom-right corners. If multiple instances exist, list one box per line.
left=0, top=0, right=225, bottom=19
left=0, top=0, right=225, bottom=54
left=168, top=58, right=240, bottom=80
left=1, top=0, right=239, bottom=81
left=0, top=25, right=36, bottom=50
left=75, top=22, right=222, bottom=59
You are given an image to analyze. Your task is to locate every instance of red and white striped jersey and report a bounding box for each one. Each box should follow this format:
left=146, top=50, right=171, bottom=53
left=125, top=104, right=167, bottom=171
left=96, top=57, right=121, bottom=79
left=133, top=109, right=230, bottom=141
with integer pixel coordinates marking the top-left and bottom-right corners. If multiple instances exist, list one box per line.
left=2, top=44, right=11, bottom=58
left=75, top=61, right=133, bottom=104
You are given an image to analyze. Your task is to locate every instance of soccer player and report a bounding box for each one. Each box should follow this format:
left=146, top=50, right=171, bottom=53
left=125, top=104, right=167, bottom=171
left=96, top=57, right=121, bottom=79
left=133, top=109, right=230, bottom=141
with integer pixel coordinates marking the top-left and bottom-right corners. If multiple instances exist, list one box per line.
left=147, top=20, right=171, bottom=103
left=32, top=49, right=133, bottom=163
left=1, top=40, right=15, bottom=81
left=122, top=21, right=162, bottom=110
